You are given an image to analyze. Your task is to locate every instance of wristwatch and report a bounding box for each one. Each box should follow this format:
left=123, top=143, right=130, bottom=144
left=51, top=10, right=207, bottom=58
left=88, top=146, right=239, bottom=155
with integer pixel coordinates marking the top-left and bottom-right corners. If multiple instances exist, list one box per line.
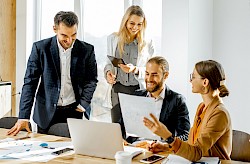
left=164, top=135, right=175, bottom=144
left=162, top=135, right=175, bottom=148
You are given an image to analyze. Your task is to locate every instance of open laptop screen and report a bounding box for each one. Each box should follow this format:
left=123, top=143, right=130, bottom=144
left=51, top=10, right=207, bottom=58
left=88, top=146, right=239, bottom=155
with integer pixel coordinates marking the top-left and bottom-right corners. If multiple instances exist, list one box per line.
left=67, top=118, right=142, bottom=159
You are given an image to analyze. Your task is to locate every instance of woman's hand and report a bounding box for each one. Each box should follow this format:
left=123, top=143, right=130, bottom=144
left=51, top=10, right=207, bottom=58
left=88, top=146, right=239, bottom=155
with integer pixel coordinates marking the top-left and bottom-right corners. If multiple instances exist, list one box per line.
left=147, top=141, right=169, bottom=153
left=143, top=113, right=172, bottom=140
left=119, top=63, right=136, bottom=73
left=106, top=71, right=116, bottom=84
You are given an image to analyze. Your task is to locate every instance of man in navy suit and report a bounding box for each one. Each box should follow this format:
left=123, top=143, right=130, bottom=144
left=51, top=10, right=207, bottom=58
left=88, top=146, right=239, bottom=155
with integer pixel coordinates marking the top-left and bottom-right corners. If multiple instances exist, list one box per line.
left=8, top=11, right=98, bottom=135
left=118, top=56, right=190, bottom=142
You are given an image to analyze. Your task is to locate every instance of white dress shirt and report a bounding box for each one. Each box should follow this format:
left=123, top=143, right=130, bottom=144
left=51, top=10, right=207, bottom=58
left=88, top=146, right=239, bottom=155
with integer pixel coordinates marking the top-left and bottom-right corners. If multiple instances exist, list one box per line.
left=57, top=39, right=85, bottom=112
left=146, top=85, right=165, bottom=120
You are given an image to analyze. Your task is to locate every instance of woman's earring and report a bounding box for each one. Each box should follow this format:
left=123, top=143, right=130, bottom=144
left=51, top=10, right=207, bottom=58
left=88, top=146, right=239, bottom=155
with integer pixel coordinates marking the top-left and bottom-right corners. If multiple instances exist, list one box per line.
left=202, top=86, right=208, bottom=94
left=202, top=86, right=206, bottom=93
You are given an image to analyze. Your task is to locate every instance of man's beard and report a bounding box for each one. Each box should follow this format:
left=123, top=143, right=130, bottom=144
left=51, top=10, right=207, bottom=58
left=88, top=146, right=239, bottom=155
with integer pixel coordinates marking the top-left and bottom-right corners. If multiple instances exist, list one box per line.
left=146, top=81, right=163, bottom=93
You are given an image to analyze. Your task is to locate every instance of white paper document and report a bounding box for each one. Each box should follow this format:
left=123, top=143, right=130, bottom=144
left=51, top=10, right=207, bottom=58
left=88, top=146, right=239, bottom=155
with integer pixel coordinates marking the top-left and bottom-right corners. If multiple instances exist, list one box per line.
left=165, top=154, right=191, bottom=164
left=165, top=154, right=220, bottom=164
left=0, top=139, right=73, bottom=162
left=124, top=146, right=144, bottom=157
left=118, top=93, right=160, bottom=140
left=198, top=157, right=220, bottom=164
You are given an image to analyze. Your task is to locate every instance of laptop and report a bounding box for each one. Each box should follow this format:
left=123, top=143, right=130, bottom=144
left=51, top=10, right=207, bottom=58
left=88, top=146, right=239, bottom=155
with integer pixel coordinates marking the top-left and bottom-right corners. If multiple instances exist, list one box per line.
left=67, top=118, right=143, bottom=159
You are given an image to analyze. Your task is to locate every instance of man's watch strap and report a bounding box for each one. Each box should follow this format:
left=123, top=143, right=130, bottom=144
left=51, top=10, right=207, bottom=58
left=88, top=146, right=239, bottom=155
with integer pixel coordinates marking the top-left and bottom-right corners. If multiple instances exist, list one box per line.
left=165, top=135, right=175, bottom=144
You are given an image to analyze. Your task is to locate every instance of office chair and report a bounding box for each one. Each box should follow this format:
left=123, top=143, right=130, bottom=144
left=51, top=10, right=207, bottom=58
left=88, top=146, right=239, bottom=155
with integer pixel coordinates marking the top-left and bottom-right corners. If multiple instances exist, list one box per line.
left=230, top=130, right=250, bottom=162
left=0, top=117, right=18, bottom=129
left=0, top=117, right=32, bottom=131
left=48, top=123, right=70, bottom=138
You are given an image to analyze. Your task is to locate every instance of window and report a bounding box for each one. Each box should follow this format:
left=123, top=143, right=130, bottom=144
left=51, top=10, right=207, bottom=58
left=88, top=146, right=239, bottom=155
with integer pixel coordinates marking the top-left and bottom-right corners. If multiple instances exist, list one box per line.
left=27, top=0, right=162, bottom=122
left=143, top=0, right=162, bottom=55
left=41, top=0, right=74, bottom=39
left=83, top=0, right=162, bottom=121
left=83, top=0, right=124, bottom=121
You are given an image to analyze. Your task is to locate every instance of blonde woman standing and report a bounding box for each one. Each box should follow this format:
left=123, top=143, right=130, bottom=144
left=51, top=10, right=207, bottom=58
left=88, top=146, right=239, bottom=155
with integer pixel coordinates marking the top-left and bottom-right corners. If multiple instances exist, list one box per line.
left=104, top=5, right=154, bottom=138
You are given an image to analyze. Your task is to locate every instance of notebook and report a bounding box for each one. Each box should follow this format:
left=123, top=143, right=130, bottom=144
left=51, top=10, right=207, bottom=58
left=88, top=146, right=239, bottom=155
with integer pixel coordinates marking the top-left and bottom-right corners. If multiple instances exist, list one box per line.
left=67, top=118, right=143, bottom=159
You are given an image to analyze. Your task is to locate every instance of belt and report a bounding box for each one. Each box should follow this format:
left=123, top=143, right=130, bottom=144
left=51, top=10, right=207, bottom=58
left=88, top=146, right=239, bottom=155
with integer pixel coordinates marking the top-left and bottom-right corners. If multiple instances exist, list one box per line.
left=57, top=102, right=77, bottom=110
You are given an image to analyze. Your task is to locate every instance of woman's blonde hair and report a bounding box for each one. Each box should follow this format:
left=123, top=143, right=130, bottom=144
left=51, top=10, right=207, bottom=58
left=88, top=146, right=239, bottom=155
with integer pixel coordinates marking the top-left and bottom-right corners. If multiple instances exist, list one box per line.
left=117, top=5, right=147, bottom=56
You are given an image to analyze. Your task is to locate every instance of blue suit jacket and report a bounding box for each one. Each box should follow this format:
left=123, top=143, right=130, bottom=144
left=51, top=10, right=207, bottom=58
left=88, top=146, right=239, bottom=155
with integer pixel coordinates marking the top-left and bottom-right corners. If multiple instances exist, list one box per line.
left=134, top=86, right=190, bottom=140
left=18, top=36, right=98, bottom=129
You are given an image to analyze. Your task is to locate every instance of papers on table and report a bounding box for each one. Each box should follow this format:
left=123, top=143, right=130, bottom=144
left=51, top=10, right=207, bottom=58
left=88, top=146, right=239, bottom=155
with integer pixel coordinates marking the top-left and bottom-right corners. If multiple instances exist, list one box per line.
left=164, top=154, right=190, bottom=164
left=165, top=154, right=220, bottom=164
left=124, top=146, right=144, bottom=158
left=0, top=139, right=73, bottom=162
left=119, top=93, right=160, bottom=140
left=0, top=137, right=15, bottom=143
left=198, top=157, right=221, bottom=164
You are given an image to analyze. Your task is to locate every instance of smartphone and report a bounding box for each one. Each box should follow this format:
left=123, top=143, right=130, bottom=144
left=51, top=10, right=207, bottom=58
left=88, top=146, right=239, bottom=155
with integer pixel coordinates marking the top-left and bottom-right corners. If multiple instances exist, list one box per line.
left=140, top=154, right=165, bottom=163
left=51, top=148, right=73, bottom=156
left=107, top=55, right=126, bottom=67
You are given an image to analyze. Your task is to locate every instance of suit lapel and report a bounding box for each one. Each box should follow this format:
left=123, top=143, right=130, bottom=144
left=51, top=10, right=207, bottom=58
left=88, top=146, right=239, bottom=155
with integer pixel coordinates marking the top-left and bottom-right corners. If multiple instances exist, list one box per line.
left=50, top=36, right=61, bottom=79
left=159, top=87, right=170, bottom=122
left=70, top=40, right=80, bottom=77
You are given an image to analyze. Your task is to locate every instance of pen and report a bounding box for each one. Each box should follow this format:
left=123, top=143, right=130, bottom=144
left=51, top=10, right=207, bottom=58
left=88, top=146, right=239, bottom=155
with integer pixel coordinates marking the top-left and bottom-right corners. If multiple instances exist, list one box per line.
left=16, top=136, right=31, bottom=140
left=126, top=143, right=135, bottom=147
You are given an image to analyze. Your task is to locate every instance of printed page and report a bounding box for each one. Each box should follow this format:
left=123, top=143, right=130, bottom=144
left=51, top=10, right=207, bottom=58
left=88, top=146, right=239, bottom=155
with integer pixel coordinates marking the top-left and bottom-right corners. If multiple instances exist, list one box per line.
left=119, top=93, right=160, bottom=140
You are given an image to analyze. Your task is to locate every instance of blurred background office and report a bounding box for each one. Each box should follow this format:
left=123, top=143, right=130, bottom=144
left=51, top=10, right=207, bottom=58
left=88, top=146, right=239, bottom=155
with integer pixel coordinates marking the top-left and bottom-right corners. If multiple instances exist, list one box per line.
left=0, top=0, right=249, bottom=134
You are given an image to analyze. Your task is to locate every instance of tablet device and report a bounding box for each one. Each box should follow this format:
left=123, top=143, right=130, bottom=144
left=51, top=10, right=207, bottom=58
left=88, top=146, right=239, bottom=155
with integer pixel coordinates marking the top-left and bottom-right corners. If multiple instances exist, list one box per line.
left=107, top=55, right=126, bottom=67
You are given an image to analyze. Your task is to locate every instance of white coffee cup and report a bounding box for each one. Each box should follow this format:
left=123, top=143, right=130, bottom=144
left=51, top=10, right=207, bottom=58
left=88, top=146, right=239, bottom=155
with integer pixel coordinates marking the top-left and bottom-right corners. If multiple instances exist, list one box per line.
left=115, top=151, right=132, bottom=164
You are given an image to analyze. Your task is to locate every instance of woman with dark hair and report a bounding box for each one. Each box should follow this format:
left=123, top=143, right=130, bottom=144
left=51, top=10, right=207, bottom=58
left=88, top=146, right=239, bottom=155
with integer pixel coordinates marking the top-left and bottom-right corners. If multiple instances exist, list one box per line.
left=143, top=60, right=232, bottom=161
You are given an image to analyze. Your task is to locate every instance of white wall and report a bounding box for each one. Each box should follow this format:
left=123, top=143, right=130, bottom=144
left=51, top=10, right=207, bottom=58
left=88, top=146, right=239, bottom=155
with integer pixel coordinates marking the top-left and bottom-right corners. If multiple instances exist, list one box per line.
left=213, top=0, right=250, bottom=133
left=188, top=0, right=213, bottom=124
left=16, top=0, right=27, bottom=115
left=163, top=0, right=250, bottom=133
left=162, top=0, right=189, bottom=100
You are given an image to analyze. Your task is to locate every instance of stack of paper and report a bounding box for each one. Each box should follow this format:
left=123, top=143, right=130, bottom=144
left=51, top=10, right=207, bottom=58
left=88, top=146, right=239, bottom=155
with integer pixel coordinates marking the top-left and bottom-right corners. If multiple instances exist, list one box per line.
left=124, top=146, right=144, bottom=158
left=165, top=154, right=220, bottom=164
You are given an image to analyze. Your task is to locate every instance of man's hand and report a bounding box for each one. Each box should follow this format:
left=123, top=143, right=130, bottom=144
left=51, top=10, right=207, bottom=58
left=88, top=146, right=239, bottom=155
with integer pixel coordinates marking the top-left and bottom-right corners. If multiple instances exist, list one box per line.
left=75, top=108, right=84, bottom=112
left=143, top=113, right=172, bottom=140
left=119, top=64, right=136, bottom=73
left=134, top=141, right=148, bottom=149
left=7, top=120, right=31, bottom=136
left=106, top=71, right=116, bottom=84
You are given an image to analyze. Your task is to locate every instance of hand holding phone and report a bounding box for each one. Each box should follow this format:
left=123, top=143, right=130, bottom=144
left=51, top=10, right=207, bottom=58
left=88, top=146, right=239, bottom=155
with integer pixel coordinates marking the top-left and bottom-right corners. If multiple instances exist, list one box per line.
left=140, top=154, right=165, bottom=163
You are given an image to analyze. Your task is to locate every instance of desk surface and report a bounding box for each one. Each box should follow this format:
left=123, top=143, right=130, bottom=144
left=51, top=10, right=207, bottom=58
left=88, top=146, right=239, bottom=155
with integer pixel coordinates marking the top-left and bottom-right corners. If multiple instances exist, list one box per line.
left=0, top=128, right=248, bottom=164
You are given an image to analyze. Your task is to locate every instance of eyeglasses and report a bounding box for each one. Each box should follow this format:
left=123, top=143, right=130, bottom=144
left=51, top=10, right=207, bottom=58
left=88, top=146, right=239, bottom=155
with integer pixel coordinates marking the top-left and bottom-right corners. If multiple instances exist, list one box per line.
left=190, top=73, right=205, bottom=81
